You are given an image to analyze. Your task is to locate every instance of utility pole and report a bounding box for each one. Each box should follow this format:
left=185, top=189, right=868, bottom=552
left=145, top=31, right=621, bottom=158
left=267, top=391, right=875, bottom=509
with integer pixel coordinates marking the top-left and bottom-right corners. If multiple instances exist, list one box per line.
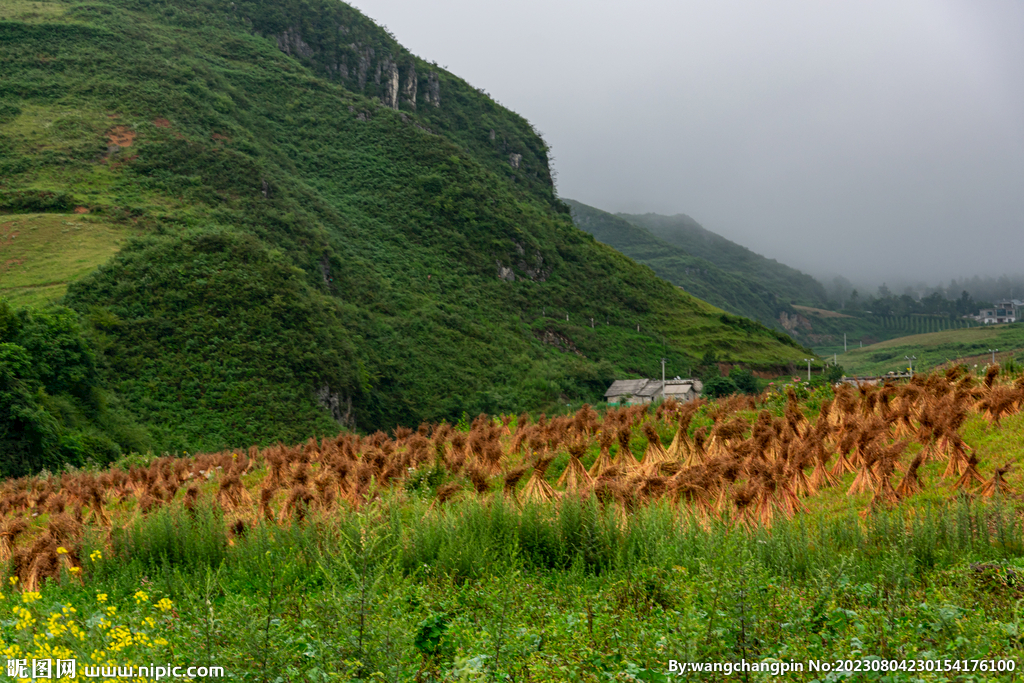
left=988, top=348, right=999, bottom=365
left=661, top=357, right=666, bottom=393
left=803, top=358, right=814, bottom=382
left=904, top=355, right=916, bottom=375
left=844, top=333, right=847, bottom=352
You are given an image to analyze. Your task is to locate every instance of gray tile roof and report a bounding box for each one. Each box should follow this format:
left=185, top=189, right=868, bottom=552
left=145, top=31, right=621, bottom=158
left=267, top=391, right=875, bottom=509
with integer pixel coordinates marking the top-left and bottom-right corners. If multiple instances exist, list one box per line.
left=604, top=378, right=703, bottom=398
left=604, top=379, right=654, bottom=398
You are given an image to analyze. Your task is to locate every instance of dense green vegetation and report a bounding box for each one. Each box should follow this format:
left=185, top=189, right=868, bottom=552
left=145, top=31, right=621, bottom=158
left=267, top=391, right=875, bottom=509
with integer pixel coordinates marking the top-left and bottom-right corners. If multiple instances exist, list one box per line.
left=850, top=286, right=988, bottom=319
left=0, top=0, right=808, bottom=462
left=0, top=300, right=147, bottom=477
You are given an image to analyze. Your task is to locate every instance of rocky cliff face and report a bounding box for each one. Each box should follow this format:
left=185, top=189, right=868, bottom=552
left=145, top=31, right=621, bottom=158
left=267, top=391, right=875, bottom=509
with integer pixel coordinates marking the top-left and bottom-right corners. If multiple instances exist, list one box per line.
left=778, top=311, right=812, bottom=332
left=271, top=24, right=438, bottom=113
left=232, top=0, right=554, bottom=200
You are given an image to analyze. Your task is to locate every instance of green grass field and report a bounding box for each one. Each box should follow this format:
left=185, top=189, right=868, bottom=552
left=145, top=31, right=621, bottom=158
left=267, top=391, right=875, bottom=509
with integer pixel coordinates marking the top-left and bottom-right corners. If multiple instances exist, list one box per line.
left=836, top=323, right=1024, bottom=376
left=0, top=0, right=65, bottom=22
left=0, top=213, right=129, bottom=306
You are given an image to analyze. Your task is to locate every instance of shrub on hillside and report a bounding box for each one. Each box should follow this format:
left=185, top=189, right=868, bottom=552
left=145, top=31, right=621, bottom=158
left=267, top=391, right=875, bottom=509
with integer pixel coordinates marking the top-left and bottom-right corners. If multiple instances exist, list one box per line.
left=729, top=366, right=758, bottom=394
left=702, top=375, right=738, bottom=399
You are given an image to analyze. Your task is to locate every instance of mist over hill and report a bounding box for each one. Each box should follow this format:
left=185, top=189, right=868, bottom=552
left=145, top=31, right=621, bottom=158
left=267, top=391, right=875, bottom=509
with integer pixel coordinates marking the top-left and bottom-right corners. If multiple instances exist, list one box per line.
left=618, top=211, right=829, bottom=308
left=566, top=200, right=804, bottom=330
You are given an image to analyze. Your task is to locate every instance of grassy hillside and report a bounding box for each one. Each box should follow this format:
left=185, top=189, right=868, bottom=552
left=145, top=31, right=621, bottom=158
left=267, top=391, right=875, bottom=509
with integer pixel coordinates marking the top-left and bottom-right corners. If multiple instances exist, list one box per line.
left=2, top=368, right=1023, bottom=680
left=0, top=0, right=807, bottom=467
left=788, top=306, right=980, bottom=358
left=836, top=322, right=1024, bottom=376
left=620, top=211, right=829, bottom=307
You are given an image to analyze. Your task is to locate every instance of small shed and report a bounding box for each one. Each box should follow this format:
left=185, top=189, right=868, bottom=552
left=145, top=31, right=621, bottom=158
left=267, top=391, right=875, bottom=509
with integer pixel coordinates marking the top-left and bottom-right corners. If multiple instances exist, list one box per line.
left=661, top=379, right=703, bottom=403
left=604, top=378, right=703, bottom=404
left=604, top=379, right=657, bottom=405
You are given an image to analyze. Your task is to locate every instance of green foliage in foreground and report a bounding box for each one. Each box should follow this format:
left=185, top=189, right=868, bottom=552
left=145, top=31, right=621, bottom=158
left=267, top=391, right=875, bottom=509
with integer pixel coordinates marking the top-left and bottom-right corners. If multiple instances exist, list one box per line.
left=0, top=0, right=808, bottom=460
left=19, top=495, right=1022, bottom=681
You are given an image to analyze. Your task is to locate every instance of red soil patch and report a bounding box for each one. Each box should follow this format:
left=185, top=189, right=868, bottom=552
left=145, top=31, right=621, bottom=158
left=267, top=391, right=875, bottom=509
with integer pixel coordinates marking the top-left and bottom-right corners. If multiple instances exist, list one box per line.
left=73, top=206, right=89, bottom=214
left=211, top=133, right=230, bottom=142
left=106, top=126, right=136, bottom=147
left=153, top=118, right=171, bottom=128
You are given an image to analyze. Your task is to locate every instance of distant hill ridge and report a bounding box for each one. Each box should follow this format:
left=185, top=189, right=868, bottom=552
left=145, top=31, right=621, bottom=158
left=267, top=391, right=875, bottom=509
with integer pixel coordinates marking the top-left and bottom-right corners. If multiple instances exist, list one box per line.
left=618, top=212, right=830, bottom=308
left=566, top=200, right=828, bottom=335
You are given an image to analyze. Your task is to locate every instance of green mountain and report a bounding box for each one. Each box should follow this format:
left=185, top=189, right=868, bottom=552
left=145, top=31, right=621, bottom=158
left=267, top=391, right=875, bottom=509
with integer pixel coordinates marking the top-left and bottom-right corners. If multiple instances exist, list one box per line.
left=619, top=212, right=830, bottom=308
left=565, top=203, right=985, bottom=358
left=0, top=0, right=807, bottom=473
left=565, top=199, right=796, bottom=330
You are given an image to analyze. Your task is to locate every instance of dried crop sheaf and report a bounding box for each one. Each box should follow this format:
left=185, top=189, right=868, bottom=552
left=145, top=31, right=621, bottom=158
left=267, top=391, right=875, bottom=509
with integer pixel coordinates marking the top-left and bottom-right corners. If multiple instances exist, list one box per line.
left=589, top=429, right=615, bottom=478
left=557, top=439, right=593, bottom=492
left=522, top=456, right=556, bottom=504
left=979, top=463, right=1015, bottom=498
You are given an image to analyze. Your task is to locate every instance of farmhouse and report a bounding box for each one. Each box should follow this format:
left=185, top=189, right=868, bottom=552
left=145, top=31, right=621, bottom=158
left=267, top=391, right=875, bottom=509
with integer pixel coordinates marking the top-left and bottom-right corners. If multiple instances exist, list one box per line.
left=976, top=299, right=1022, bottom=324
left=604, top=378, right=703, bottom=405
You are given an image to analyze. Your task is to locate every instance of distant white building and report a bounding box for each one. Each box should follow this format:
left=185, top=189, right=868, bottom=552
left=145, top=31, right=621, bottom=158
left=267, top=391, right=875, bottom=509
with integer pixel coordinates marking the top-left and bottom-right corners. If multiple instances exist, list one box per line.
left=604, top=378, right=703, bottom=404
left=976, top=300, right=1022, bottom=324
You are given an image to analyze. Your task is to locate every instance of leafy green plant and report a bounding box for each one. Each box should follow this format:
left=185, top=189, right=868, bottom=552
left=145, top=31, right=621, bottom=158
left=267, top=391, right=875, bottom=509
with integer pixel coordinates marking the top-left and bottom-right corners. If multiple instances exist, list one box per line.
left=702, top=375, right=738, bottom=398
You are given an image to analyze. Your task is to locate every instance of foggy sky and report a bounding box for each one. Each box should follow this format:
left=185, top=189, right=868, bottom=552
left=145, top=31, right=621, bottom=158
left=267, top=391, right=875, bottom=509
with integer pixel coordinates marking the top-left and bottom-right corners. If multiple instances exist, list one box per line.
left=351, top=0, right=1024, bottom=288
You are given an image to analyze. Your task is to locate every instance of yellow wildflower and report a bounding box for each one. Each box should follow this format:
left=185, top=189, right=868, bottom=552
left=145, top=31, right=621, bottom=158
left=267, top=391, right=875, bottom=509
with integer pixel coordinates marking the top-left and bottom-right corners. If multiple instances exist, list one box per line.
left=90, top=550, right=103, bottom=562
left=9, top=576, right=17, bottom=585
left=155, top=598, right=173, bottom=612
left=69, top=567, right=81, bottom=574
left=96, top=593, right=108, bottom=603
left=21, top=591, right=41, bottom=603
left=134, top=590, right=149, bottom=603
left=56, top=546, right=68, bottom=555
